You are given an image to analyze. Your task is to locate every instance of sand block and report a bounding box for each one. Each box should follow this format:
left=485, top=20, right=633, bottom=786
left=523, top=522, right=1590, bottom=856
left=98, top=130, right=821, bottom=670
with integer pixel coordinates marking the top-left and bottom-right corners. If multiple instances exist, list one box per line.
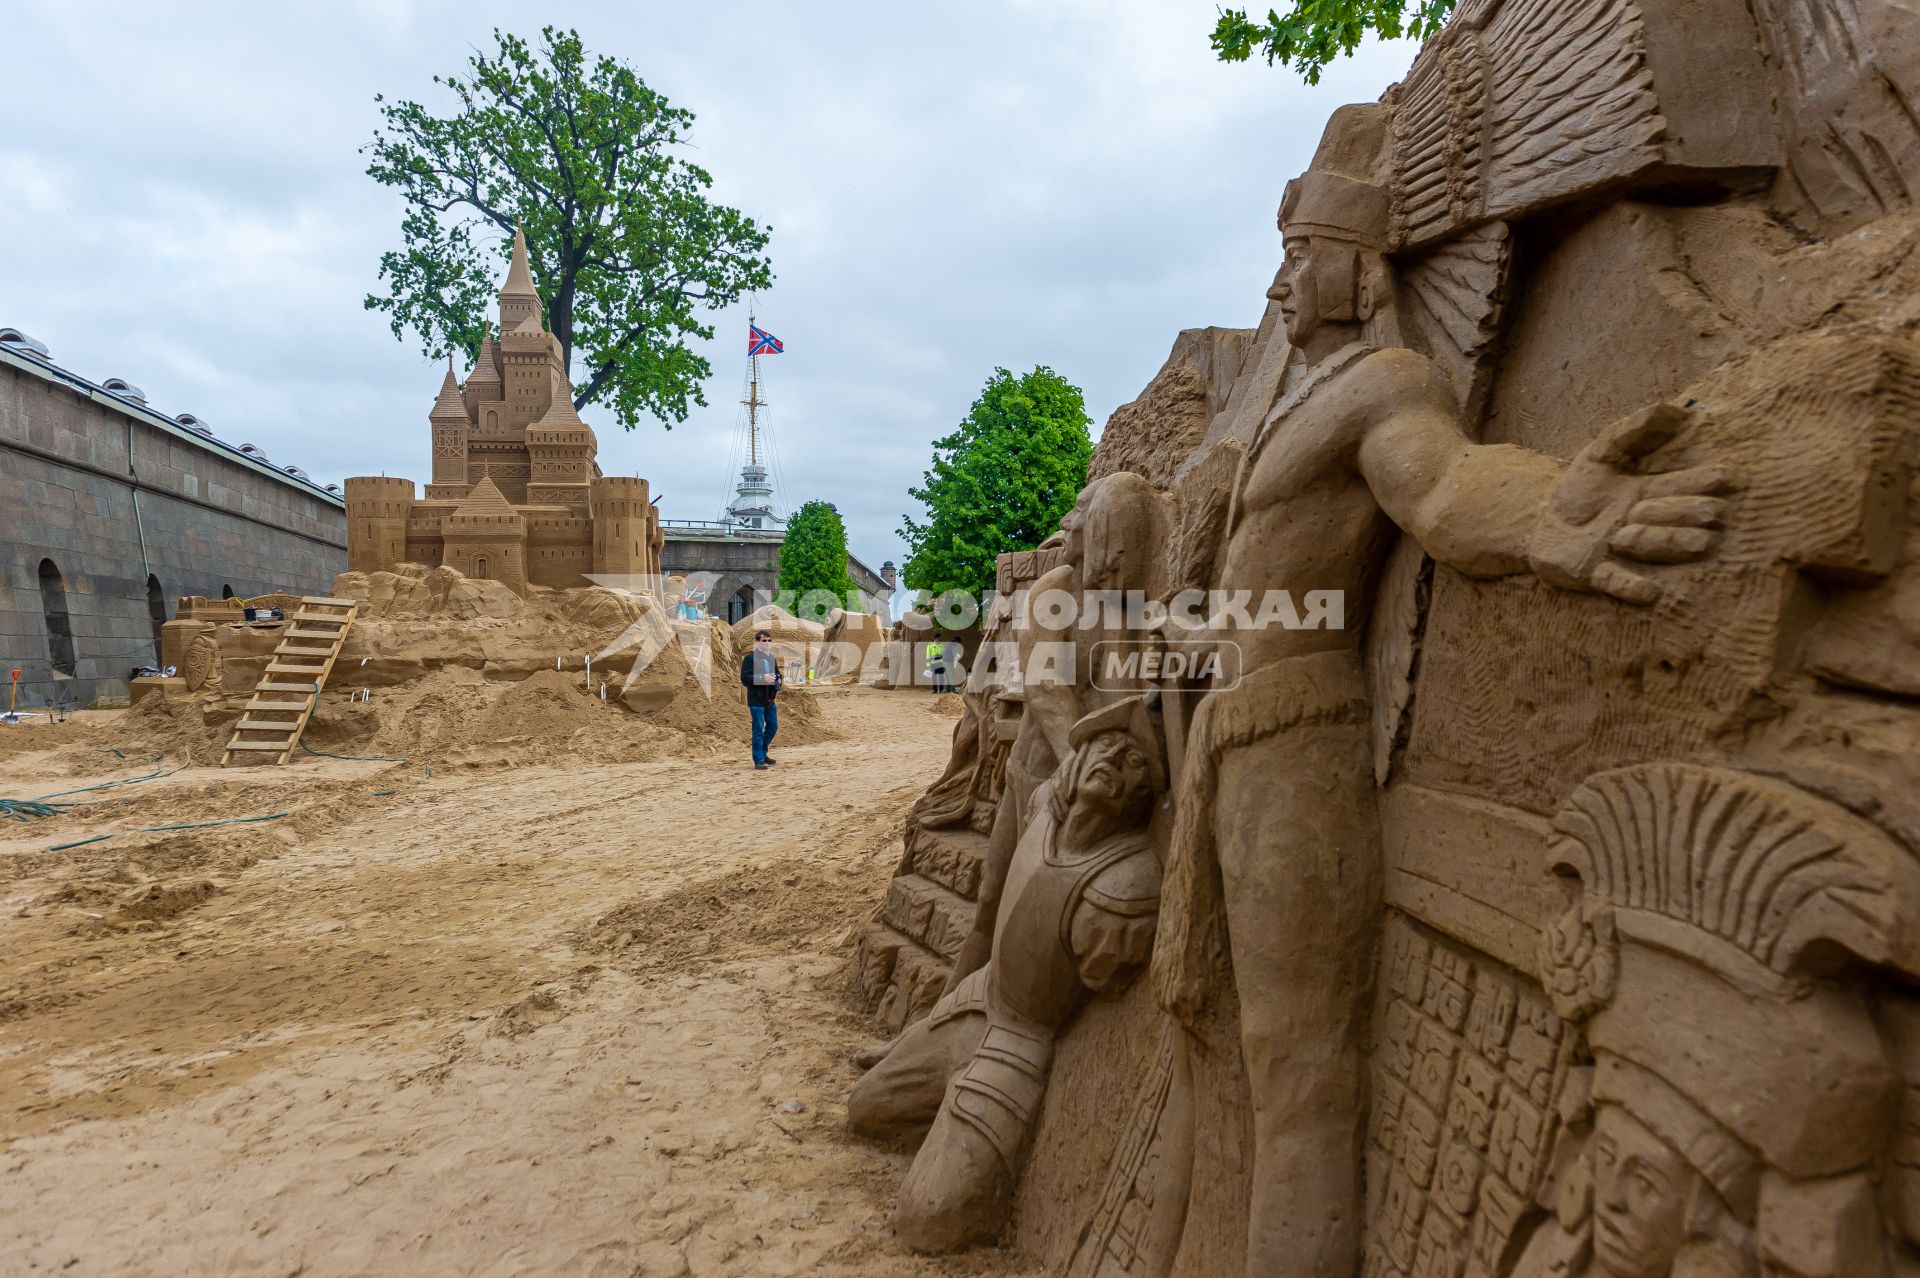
left=129, top=676, right=191, bottom=705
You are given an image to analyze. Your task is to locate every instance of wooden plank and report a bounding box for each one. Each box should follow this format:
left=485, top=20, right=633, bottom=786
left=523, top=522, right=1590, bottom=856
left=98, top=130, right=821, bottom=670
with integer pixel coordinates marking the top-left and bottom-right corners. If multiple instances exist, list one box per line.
left=300, top=596, right=356, bottom=606
left=223, top=600, right=356, bottom=768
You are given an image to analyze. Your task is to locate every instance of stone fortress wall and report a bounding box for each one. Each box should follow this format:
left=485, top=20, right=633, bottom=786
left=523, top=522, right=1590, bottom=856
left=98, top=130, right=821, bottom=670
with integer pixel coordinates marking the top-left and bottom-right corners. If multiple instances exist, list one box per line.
left=846, top=1, right=1920, bottom=1275
left=1, top=344, right=346, bottom=709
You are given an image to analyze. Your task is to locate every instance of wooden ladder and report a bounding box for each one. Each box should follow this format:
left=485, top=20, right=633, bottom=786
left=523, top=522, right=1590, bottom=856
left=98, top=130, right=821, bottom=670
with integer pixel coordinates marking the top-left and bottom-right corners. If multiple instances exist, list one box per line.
left=220, top=596, right=358, bottom=767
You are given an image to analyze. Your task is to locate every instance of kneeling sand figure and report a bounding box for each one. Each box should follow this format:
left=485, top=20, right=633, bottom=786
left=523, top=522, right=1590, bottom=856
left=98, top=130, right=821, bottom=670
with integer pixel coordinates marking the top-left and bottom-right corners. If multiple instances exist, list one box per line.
left=850, top=695, right=1166, bottom=1251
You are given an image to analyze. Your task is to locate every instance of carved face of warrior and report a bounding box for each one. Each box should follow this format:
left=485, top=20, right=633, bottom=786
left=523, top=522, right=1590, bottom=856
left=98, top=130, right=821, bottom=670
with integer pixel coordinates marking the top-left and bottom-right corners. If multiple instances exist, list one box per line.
left=1068, top=728, right=1154, bottom=825
left=1275, top=233, right=1375, bottom=348
left=1591, top=1104, right=1699, bottom=1278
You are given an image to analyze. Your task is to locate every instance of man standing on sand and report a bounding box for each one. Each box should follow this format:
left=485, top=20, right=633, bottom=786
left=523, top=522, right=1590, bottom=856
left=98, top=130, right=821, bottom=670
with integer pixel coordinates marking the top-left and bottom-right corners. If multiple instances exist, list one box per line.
left=741, top=629, right=782, bottom=769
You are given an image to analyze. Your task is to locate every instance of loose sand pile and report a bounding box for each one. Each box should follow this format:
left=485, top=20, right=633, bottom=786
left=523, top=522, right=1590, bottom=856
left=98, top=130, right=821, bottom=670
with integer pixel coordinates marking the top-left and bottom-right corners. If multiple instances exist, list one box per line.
left=1, top=688, right=1028, bottom=1276
left=81, top=566, right=835, bottom=770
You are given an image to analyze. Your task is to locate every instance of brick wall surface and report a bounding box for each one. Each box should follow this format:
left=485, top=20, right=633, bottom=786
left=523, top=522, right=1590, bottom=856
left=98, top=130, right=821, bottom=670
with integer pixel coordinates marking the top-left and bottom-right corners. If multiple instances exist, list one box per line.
left=2, top=360, right=347, bottom=708
left=660, top=536, right=781, bottom=621
left=661, top=534, right=892, bottom=620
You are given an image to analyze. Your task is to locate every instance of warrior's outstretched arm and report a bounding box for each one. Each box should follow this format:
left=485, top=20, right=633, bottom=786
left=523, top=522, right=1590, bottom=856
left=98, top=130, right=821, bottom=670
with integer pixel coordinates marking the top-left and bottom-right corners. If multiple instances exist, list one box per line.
left=1354, top=348, right=1560, bottom=578
left=1354, top=348, right=1733, bottom=605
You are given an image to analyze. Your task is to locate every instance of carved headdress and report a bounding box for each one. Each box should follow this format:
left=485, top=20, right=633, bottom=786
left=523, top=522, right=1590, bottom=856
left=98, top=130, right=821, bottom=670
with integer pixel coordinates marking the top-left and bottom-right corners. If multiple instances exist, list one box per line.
left=1279, top=103, right=1395, bottom=251
left=1541, top=763, right=1912, bottom=1188
left=1068, top=694, right=1168, bottom=794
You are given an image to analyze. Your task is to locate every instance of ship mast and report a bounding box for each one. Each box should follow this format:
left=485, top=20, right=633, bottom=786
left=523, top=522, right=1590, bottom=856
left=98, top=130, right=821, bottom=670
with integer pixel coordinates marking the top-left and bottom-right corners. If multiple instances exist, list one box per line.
left=743, top=329, right=763, bottom=467
left=725, top=314, right=782, bottom=530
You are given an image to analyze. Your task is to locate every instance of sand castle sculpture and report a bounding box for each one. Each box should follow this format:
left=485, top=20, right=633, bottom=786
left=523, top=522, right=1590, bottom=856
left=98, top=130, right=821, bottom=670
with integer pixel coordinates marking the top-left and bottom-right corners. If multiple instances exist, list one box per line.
left=850, top=0, right=1920, bottom=1273
left=344, top=229, right=664, bottom=597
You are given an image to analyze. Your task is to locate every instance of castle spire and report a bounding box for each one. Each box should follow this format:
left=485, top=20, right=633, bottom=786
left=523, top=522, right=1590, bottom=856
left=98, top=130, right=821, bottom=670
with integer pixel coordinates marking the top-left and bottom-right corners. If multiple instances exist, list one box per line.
left=497, top=224, right=542, bottom=332
left=430, top=362, right=467, bottom=421
left=466, top=325, right=500, bottom=389
left=501, top=224, right=537, bottom=299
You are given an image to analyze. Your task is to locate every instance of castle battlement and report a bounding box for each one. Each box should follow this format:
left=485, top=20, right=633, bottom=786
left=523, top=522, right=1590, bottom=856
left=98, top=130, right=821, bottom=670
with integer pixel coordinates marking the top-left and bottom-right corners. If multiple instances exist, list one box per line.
left=345, top=227, right=663, bottom=594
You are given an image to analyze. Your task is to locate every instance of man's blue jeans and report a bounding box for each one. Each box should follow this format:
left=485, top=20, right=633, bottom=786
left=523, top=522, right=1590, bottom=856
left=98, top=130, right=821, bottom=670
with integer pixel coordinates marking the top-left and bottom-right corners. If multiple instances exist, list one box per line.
left=750, top=702, right=778, bottom=763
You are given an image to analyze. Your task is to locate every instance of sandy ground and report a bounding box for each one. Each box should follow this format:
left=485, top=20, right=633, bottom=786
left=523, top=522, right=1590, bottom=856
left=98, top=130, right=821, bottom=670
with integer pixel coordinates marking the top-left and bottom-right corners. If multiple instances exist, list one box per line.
left=0, top=688, right=1034, bottom=1277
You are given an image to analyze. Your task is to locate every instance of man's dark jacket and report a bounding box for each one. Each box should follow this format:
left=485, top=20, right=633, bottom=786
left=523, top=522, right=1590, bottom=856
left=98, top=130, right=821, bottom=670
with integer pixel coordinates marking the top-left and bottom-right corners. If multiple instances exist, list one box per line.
left=741, top=650, right=783, bottom=707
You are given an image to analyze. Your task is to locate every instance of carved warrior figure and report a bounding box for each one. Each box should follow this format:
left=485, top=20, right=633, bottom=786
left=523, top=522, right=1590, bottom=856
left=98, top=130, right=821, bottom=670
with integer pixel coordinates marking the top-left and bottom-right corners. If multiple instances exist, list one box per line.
left=850, top=695, right=1167, bottom=1252
left=1148, top=104, right=1737, bottom=1276
left=1520, top=763, right=1912, bottom=1278
left=940, top=472, right=1170, bottom=994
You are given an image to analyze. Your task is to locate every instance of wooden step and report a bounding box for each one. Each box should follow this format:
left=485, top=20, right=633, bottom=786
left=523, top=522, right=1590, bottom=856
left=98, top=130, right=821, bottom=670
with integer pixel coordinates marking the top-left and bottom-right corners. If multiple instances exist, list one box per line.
left=224, top=601, right=356, bottom=768
left=291, top=609, right=350, bottom=621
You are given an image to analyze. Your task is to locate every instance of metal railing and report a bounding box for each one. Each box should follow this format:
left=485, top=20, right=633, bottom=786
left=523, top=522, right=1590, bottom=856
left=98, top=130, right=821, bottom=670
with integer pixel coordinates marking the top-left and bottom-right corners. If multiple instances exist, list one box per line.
left=657, top=519, right=785, bottom=539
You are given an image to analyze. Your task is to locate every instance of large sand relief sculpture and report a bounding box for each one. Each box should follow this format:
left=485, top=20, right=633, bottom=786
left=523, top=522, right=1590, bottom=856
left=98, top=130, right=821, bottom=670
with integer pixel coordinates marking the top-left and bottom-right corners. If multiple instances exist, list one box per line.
left=848, top=0, right=1920, bottom=1273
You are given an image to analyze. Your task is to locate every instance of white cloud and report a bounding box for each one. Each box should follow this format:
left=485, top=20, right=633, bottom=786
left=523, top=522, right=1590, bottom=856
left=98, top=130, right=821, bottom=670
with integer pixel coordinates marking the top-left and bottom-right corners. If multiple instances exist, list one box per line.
left=2, top=1, right=1418, bottom=574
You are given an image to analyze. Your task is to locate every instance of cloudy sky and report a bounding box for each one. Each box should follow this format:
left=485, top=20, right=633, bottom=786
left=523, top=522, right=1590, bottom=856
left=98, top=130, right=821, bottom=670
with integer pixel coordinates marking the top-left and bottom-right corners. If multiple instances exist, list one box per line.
left=4, top=2, right=1418, bottom=579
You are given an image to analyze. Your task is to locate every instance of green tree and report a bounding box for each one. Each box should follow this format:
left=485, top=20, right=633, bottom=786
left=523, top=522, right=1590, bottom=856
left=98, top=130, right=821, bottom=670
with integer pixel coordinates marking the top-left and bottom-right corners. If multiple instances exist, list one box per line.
left=777, top=500, right=859, bottom=614
left=363, top=26, right=773, bottom=430
left=899, top=367, right=1092, bottom=601
left=1210, top=1, right=1453, bottom=84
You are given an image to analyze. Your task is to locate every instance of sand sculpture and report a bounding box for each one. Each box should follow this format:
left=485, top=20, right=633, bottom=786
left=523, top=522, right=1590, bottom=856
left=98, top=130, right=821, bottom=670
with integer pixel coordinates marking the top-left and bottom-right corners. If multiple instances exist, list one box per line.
left=117, top=562, right=806, bottom=767
left=849, top=0, right=1920, bottom=1273
left=343, top=229, right=664, bottom=597
left=818, top=609, right=891, bottom=682
left=850, top=695, right=1168, bottom=1250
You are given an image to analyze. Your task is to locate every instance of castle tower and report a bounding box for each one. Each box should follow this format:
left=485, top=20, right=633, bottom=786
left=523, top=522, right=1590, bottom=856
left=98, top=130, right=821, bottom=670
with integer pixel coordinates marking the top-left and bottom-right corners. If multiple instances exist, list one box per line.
left=497, top=226, right=540, bottom=333
left=463, top=327, right=502, bottom=418
left=344, top=476, right=417, bottom=574
left=592, top=476, right=655, bottom=580
left=527, top=363, right=598, bottom=512
left=441, top=476, right=527, bottom=593
left=429, top=362, right=470, bottom=489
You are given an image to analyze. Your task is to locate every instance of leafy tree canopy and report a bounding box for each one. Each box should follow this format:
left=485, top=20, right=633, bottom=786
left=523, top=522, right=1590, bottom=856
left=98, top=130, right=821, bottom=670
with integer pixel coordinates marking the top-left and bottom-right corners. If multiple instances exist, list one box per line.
left=363, top=26, right=773, bottom=429
left=777, top=500, right=859, bottom=613
left=1210, top=1, right=1454, bottom=84
left=899, top=367, right=1092, bottom=601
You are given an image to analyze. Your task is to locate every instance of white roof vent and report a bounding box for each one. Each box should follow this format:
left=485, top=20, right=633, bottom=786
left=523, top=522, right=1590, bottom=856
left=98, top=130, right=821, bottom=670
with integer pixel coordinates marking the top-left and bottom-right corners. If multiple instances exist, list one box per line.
left=284, top=465, right=309, bottom=479
left=0, top=327, right=51, bottom=361
left=324, top=483, right=342, bottom=494
left=101, top=377, right=148, bottom=403
left=239, top=443, right=270, bottom=462
left=174, top=412, right=210, bottom=429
